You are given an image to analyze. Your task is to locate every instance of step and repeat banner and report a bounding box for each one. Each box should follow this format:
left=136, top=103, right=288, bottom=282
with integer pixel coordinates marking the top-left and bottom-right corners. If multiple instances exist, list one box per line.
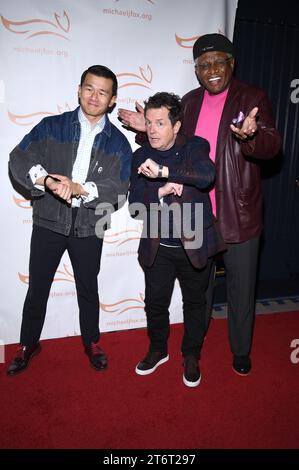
left=0, top=0, right=237, bottom=344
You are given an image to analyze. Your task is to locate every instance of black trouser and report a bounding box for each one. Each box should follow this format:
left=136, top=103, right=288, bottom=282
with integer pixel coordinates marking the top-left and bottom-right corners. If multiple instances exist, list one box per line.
left=206, top=237, right=260, bottom=356
left=20, top=219, right=103, bottom=347
left=143, top=245, right=212, bottom=359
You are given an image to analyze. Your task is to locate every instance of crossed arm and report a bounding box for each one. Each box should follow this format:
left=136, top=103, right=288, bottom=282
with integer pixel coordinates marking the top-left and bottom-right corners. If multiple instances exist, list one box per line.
left=36, top=174, right=88, bottom=204
left=136, top=160, right=181, bottom=198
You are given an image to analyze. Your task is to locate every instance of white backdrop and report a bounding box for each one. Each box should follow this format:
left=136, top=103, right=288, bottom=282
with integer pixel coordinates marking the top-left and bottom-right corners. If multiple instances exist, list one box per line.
left=0, top=0, right=237, bottom=345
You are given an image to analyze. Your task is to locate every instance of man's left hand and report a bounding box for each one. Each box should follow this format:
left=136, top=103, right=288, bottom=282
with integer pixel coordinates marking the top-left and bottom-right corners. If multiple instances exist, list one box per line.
left=230, top=107, right=258, bottom=140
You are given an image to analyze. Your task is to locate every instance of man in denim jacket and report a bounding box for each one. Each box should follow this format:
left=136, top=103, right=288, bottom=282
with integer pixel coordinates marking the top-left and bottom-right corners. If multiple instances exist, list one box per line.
left=8, top=65, right=132, bottom=376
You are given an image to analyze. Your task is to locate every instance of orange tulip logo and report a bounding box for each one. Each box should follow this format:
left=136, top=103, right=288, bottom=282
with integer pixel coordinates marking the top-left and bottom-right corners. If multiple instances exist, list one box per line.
left=175, top=30, right=225, bottom=49
left=18, top=264, right=74, bottom=285
left=13, top=195, right=31, bottom=209
left=117, top=65, right=153, bottom=89
left=1, top=10, right=70, bottom=40
left=175, top=34, right=199, bottom=49
left=101, top=293, right=145, bottom=315
left=8, top=103, right=71, bottom=126
left=104, top=226, right=142, bottom=246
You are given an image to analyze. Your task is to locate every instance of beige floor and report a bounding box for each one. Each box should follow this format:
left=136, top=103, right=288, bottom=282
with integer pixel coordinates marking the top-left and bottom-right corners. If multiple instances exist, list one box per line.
left=212, top=296, right=299, bottom=318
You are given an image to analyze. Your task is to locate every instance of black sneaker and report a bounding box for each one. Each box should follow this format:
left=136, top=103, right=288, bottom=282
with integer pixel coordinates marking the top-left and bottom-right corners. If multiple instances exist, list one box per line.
left=232, top=355, right=251, bottom=376
left=135, top=351, right=169, bottom=375
left=183, top=355, right=201, bottom=387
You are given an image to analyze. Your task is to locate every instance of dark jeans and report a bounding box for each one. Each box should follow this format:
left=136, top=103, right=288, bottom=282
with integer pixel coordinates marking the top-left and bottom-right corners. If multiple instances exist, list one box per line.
left=206, top=237, right=260, bottom=356
left=143, top=245, right=212, bottom=358
left=20, top=217, right=103, bottom=347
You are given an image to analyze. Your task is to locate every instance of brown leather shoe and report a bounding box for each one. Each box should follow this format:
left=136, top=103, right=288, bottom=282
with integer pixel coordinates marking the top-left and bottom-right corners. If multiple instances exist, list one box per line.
left=85, top=342, right=107, bottom=371
left=7, top=343, right=41, bottom=376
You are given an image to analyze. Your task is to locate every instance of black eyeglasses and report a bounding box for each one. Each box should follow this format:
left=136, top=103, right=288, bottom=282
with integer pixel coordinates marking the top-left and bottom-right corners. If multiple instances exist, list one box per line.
left=195, top=57, right=232, bottom=72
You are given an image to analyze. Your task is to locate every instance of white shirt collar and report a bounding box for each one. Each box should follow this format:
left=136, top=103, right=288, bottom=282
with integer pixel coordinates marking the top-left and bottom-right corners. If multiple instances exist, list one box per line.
left=78, top=107, right=106, bottom=132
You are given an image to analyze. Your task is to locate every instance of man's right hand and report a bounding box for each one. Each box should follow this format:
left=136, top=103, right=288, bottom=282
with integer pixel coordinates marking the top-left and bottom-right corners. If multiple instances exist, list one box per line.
left=118, top=102, right=146, bottom=132
left=158, top=182, right=183, bottom=199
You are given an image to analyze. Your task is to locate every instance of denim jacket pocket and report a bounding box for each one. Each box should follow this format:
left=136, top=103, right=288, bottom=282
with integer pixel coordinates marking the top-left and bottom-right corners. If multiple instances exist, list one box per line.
left=33, top=194, right=61, bottom=221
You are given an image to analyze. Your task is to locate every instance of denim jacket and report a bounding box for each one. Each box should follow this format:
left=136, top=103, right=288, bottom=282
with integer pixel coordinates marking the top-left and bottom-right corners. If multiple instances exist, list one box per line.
left=9, top=107, right=132, bottom=237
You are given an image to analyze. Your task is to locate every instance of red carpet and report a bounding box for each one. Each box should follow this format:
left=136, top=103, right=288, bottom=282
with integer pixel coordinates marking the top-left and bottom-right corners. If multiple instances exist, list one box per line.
left=0, top=311, right=298, bottom=449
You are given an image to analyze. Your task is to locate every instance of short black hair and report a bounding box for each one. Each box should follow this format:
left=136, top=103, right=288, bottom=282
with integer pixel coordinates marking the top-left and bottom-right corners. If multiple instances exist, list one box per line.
left=144, top=92, right=182, bottom=126
left=80, top=65, right=118, bottom=96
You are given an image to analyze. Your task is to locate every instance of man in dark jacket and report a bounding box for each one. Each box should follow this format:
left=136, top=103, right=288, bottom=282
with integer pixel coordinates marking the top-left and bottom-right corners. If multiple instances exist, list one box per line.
left=8, top=65, right=132, bottom=376
left=129, top=92, right=224, bottom=387
left=119, top=34, right=281, bottom=376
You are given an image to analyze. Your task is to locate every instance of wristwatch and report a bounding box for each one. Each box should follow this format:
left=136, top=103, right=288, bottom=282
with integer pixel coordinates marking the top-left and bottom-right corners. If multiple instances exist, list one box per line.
left=44, top=175, right=60, bottom=187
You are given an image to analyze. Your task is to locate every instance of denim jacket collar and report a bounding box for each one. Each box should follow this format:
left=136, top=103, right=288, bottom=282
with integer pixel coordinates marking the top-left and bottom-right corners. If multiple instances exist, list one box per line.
left=71, top=106, right=112, bottom=138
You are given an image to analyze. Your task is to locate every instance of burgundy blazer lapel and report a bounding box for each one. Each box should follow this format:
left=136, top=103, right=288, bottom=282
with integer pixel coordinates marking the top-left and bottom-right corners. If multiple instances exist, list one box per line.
left=183, top=87, right=204, bottom=137
left=216, top=79, right=240, bottom=161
